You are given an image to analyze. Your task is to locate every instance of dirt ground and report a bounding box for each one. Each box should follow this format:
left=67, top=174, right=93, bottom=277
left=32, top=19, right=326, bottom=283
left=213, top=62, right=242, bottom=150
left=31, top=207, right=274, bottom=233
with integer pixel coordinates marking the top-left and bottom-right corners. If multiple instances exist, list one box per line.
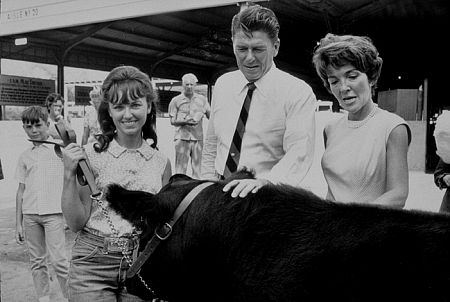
left=0, top=206, right=76, bottom=302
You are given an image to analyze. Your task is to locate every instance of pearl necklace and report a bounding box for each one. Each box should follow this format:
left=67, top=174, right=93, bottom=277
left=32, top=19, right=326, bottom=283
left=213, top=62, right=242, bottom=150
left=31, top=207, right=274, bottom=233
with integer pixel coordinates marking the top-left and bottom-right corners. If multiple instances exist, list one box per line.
left=347, top=104, right=378, bottom=129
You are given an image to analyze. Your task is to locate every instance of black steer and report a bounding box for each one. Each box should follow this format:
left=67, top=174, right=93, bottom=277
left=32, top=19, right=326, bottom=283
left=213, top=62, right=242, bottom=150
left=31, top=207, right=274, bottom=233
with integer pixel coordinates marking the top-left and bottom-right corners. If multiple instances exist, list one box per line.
left=106, top=171, right=450, bottom=302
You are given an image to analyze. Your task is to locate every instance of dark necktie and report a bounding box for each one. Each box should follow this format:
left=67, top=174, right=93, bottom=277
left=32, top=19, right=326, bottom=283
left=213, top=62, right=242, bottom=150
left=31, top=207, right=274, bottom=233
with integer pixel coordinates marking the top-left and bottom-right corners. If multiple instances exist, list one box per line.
left=223, top=82, right=256, bottom=178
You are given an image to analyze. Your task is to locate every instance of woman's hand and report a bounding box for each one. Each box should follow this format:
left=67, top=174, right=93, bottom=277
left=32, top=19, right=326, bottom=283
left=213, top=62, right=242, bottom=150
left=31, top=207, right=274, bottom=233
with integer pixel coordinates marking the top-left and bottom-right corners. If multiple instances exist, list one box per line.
left=223, top=178, right=271, bottom=198
left=62, top=143, right=86, bottom=174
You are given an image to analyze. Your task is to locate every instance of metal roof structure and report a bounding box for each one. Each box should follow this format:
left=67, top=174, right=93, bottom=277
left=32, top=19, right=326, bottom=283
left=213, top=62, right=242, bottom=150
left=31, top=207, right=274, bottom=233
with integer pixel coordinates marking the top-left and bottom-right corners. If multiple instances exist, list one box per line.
left=0, top=0, right=449, bottom=102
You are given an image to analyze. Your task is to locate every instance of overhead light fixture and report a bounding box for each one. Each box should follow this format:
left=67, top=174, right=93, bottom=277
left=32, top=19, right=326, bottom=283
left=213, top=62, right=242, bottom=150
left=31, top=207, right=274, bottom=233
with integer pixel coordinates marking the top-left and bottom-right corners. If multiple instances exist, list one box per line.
left=15, top=38, right=27, bottom=46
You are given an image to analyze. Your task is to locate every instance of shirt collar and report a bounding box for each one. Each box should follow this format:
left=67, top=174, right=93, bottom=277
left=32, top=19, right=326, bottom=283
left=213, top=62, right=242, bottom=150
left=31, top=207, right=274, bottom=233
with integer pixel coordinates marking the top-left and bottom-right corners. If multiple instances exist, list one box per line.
left=31, top=136, right=58, bottom=150
left=237, top=62, right=277, bottom=98
left=178, top=92, right=199, bottom=102
left=254, top=62, right=277, bottom=98
left=108, top=138, right=155, bottom=160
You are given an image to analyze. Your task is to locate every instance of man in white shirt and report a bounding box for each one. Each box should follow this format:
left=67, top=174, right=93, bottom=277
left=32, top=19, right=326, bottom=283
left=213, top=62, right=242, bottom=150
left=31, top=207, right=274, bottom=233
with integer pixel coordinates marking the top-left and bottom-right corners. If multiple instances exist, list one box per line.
left=201, top=4, right=316, bottom=197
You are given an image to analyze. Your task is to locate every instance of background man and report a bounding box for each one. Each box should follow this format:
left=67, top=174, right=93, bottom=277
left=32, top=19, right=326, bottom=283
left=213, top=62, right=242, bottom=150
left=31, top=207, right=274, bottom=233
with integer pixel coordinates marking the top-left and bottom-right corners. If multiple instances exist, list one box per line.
left=168, top=73, right=210, bottom=179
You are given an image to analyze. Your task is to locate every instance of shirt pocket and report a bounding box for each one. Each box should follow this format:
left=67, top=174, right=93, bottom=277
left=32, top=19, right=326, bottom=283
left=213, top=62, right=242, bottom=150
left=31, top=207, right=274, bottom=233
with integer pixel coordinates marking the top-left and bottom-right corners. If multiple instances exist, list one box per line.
left=177, top=103, right=191, bottom=119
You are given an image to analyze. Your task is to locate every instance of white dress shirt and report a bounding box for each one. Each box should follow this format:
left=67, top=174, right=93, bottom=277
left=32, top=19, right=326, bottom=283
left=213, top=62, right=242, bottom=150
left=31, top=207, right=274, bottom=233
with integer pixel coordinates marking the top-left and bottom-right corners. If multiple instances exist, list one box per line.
left=201, top=64, right=316, bottom=187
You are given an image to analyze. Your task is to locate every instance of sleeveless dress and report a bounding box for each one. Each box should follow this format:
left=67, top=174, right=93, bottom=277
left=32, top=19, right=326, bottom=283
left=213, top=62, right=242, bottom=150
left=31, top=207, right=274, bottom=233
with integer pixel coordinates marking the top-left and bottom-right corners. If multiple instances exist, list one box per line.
left=321, top=107, right=410, bottom=204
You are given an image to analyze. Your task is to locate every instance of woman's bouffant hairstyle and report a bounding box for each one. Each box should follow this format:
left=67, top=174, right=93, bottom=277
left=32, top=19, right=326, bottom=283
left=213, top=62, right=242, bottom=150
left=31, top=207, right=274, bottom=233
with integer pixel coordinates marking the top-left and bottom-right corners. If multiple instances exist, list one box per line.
left=94, top=65, right=158, bottom=152
left=231, top=4, right=280, bottom=43
left=312, top=33, right=383, bottom=93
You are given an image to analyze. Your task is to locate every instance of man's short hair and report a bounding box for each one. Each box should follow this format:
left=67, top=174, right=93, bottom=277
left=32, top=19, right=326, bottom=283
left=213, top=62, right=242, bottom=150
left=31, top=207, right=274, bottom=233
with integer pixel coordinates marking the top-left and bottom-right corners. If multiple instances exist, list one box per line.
left=231, top=4, right=280, bottom=42
left=182, top=73, right=198, bottom=84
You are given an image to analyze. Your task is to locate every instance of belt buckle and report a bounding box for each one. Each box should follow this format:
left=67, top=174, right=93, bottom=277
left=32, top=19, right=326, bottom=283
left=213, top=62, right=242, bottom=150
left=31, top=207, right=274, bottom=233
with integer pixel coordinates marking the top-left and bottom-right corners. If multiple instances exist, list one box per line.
left=105, top=237, right=129, bottom=252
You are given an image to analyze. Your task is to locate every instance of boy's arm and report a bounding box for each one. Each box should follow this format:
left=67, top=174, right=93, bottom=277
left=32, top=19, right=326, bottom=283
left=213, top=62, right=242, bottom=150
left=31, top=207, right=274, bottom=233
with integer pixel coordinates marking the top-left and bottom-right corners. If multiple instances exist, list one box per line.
left=15, top=183, right=25, bottom=244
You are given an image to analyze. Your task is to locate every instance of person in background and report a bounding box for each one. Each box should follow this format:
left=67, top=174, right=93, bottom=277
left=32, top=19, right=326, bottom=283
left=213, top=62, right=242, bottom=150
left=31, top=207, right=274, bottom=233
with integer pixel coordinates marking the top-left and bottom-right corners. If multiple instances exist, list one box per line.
left=312, top=33, right=411, bottom=208
left=433, top=107, right=450, bottom=213
left=433, top=159, right=450, bottom=212
left=81, top=86, right=102, bottom=145
left=168, top=73, right=210, bottom=179
left=15, top=106, right=68, bottom=302
left=61, top=65, right=171, bottom=301
left=45, top=92, right=72, bottom=140
left=201, top=4, right=316, bottom=197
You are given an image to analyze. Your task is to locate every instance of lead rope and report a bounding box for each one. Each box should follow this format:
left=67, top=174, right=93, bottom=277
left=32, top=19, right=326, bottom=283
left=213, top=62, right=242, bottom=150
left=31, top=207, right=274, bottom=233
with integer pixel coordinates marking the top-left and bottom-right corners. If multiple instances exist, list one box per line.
left=91, top=193, right=157, bottom=296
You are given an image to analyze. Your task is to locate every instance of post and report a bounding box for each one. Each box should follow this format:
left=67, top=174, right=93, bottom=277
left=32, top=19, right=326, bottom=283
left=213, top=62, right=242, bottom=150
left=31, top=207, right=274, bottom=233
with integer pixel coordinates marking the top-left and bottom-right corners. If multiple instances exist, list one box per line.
left=0, top=58, right=2, bottom=120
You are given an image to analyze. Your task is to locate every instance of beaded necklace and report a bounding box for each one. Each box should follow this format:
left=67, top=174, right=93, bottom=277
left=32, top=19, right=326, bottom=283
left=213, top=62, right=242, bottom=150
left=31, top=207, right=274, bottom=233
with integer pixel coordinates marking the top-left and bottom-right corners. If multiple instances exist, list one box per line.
left=347, top=104, right=378, bottom=128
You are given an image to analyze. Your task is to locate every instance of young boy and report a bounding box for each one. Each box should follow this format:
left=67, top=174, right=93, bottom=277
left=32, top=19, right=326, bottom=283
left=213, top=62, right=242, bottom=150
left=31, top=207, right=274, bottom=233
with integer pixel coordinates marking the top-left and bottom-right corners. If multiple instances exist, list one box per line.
left=15, top=106, right=68, bottom=302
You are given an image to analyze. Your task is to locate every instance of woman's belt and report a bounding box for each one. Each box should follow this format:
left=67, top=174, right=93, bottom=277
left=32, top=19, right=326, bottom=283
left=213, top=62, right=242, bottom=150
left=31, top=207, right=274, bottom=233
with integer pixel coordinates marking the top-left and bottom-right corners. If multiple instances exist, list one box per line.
left=79, top=229, right=139, bottom=253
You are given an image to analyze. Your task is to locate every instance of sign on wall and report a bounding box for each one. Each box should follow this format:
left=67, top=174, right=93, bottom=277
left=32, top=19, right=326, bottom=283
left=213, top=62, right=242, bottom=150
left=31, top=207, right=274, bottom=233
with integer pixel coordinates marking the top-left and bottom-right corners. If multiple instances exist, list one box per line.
left=0, top=74, right=55, bottom=106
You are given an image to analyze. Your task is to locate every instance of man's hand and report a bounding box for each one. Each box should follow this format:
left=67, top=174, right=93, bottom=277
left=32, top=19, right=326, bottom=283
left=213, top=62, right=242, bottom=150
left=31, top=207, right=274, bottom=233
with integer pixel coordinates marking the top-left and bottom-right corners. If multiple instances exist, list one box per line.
left=442, top=174, right=450, bottom=187
left=223, top=178, right=271, bottom=198
left=55, top=114, right=63, bottom=122
left=184, top=117, right=198, bottom=126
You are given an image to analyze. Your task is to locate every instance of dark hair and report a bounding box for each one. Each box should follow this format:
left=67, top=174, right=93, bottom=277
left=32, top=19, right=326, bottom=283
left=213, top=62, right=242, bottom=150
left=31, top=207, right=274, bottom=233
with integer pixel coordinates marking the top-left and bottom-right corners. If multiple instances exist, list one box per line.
left=312, top=33, right=383, bottom=93
left=231, top=4, right=280, bottom=42
left=95, top=65, right=158, bottom=152
left=45, top=92, right=65, bottom=118
left=45, top=92, right=64, bottom=108
left=22, top=106, right=48, bottom=124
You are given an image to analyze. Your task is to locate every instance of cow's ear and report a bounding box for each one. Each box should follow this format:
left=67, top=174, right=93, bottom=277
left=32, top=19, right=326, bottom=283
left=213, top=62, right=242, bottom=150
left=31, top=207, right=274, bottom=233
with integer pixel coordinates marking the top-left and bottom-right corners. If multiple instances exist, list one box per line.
left=106, top=184, right=155, bottom=225
left=169, top=173, right=192, bottom=183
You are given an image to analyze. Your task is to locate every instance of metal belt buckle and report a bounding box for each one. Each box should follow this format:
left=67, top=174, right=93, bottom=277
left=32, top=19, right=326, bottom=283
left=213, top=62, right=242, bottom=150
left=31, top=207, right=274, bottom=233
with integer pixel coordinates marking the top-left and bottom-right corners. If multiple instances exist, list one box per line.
left=105, top=237, right=129, bottom=252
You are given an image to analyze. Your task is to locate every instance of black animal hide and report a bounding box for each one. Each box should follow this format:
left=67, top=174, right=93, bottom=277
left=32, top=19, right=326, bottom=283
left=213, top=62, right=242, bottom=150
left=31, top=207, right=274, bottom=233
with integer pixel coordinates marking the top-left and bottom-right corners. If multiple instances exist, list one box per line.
left=106, top=171, right=450, bottom=302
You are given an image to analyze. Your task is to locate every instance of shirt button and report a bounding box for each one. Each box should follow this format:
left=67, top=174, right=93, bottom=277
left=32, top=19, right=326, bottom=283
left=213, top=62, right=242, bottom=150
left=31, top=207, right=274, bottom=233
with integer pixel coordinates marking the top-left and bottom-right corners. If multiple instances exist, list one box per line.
left=231, top=153, right=236, bottom=157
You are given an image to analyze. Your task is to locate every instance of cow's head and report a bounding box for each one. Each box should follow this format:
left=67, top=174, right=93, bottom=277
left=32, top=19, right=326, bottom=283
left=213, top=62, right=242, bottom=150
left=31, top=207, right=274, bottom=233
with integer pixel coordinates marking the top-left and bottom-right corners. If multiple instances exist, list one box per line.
left=106, top=170, right=255, bottom=300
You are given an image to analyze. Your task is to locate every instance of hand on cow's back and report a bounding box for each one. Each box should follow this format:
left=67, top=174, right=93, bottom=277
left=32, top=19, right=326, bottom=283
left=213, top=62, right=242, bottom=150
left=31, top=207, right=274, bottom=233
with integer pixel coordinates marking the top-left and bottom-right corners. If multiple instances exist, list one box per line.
left=223, top=178, right=271, bottom=198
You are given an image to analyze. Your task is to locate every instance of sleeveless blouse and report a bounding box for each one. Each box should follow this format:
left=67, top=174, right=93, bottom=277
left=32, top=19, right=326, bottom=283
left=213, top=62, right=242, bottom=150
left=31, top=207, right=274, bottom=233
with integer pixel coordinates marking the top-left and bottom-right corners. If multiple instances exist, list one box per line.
left=321, top=107, right=410, bottom=205
left=84, top=139, right=168, bottom=236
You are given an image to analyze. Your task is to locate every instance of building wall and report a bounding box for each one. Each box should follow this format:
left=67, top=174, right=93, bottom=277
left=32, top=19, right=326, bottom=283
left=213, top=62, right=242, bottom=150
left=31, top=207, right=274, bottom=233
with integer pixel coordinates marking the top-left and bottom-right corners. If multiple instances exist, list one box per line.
left=408, top=121, right=426, bottom=171
left=378, top=89, right=419, bottom=121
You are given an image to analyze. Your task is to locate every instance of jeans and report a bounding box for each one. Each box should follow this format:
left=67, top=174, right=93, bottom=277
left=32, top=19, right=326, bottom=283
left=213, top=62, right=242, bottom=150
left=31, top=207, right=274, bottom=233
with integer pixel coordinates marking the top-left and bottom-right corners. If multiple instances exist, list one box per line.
left=23, top=213, right=69, bottom=299
left=68, top=229, right=148, bottom=302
